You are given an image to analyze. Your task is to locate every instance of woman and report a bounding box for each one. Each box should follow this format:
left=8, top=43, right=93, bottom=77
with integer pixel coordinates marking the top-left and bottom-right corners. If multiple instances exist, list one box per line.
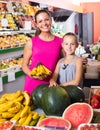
left=22, top=9, right=63, bottom=95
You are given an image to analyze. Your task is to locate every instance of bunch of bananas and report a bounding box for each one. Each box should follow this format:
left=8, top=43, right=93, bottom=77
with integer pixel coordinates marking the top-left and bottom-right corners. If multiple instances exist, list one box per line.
left=31, top=62, right=52, bottom=80
left=0, top=90, right=46, bottom=126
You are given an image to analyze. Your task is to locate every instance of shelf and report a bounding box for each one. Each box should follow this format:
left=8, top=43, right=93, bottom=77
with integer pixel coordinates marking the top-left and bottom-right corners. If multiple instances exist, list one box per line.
left=2, top=70, right=24, bottom=84
left=0, top=30, right=36, bottom=35
left=0, top=46, right=24, bottom=54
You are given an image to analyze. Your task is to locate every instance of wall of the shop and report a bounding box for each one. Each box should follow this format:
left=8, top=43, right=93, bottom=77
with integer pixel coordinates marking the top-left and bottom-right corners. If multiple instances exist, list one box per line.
left=81, top=2, right=100, bottom=42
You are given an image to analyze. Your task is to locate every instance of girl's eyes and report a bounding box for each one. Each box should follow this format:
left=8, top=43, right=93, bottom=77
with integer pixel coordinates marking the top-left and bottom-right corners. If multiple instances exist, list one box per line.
left=64, top=43, right=76, bottom=45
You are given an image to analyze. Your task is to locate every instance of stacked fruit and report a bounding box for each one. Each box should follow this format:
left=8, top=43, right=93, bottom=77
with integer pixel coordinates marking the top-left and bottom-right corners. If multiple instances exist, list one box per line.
left=90, top=88, right=100, bottom=109
left=0, top=90, right=46, bottom=126
left=31, top=63, right=52, bottom=80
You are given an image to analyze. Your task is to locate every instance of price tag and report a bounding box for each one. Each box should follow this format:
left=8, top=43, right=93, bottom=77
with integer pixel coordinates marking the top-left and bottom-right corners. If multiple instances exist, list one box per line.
left=24, top=21, right=31, bottom=30
left=0, top=77, right=3, bottom=92
left=8, top=71, right=15, bottom=82
left=1, top=18, right=8, bottom=27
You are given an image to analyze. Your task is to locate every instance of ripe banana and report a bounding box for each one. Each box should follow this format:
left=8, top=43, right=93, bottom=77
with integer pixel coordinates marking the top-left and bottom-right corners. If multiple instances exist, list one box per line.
left=32, top=111, right=39, bottom=120
left=22, top=91, right=30, bottom=106
left=0, top=101, right=14, bottom=112
left=2, top=112, right=15, bottom=119
left=10, top=110, right=22, bottom=121
left=20, top=105, right=30, bottom=118
left=31, top=67, right=37, bottom=76
left=0, top=118, right=7, bottom=122
left=22, top=113, right=32, bottom=126
left=8, top=102, right=21, bottom=114
left=38, top=114, right=46, bottom=122
left=0, top=98, right=7, bottom=104
left=18, top=114, right=28, bottom=125
left=14, top=95, right=24, bottom=102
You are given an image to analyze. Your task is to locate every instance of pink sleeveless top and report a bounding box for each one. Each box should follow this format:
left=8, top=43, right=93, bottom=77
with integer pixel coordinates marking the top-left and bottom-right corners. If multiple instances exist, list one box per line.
left=24, top=36, right=62, bottom=95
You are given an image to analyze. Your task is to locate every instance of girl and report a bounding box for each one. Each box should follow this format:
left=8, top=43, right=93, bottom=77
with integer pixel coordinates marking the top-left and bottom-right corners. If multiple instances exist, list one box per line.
left=50, top=32, right=83, bottom=87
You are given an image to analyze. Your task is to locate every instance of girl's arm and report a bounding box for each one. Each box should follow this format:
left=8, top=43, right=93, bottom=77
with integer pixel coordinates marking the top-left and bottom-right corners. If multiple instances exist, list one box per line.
left=22, top=39, right=32, bottom=77
left=49, top=60, right=60, bottom=87
left=60, top=57, right=83, bottom=87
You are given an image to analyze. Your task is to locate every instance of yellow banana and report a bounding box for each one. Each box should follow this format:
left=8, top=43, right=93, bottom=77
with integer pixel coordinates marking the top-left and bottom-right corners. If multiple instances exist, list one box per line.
left=32, top=111, right=39, bottom=120
left=0, top=97, right=7, bottom=104
left=22, top=113, right=32, bottom=126
left=0, top=101, right=14, bottom=112
left=13, top=90, right=22, bottom=100
left=18, top=114, right=28, bottom=125
left=14, top=95, right=24, bottom=102
left=22, top=91, right=30, bottom=106
left=8, top=102, right=21, bottom=114
left=1, top=90, right=22, bottom=101
left=38, top=114, right=46, bottom=122
left=42, top=65, right=52, bottom=75
left=0, top=118, right=7, bottom=122
left=10, top=110, right=22, bottom=121
left=20, top=105, right=30, bottom=118
left=2, top=112, right=15, bottom=119
left=31, top=67, right=37, bottom=76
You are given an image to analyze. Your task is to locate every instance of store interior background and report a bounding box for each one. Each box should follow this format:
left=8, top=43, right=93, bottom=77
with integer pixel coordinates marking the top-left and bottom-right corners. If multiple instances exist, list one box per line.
left=0, top=0, right=100, bottom=96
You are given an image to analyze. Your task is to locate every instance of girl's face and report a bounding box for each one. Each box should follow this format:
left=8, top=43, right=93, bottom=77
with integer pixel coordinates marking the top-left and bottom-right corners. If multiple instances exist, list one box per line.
left=62, top=35, right=78, bottom=55
left=35, top=12, right=52, bottom=33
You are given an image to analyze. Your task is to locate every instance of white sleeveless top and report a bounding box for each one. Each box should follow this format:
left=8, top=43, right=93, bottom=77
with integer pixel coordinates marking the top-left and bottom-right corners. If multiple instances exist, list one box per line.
left=57, top=56, right=78, bottom=84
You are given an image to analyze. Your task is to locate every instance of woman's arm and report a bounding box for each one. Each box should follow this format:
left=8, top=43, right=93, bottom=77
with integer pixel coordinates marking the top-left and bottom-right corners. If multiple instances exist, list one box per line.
left=22, top=39, right=32, bottom=77
left=60, top=57, right=83, bottom=87
left=49, top=60, right=60, bottom=87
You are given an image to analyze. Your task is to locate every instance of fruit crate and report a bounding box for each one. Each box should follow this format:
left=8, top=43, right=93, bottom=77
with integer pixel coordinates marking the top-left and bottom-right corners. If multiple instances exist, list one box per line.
left=89, top=86, right=100, bottom=113
left=0, top=65, right=22, bottom=77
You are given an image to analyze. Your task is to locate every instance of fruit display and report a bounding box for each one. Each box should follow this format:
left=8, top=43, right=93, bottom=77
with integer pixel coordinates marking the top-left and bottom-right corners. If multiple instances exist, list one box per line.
left=0, top=56, right=23, bottom=77
left=37, top=116, right=71, bottom=130
left=62, top=103, right=94, bottom=129
left=31, top=63, right=52, bottom=80
left=0, top=34, right=31, bottom=49
left=41, top=86, right=71, bottom=116
left=63, top=85, right=85, bottom=103
left=0, top=90, right=46, bottom=126
left=90, top=88, right=100, bottom=109
left=78, top=123, right=100, bottom=130
left=0, top=13, right=18, bottom=30
left=32, top=84, right=49, bottom=108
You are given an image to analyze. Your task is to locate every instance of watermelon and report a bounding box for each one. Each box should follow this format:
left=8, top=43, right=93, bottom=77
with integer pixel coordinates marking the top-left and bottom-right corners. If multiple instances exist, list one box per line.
left=62, top=103, right=93, bottom=128
left=41, top=86, right=71, bottom=116
left=32, top=84, right=49, bottom=108
left=63, top=85, right=85, bottom=103
left=37, top=116, right=71, bottom=130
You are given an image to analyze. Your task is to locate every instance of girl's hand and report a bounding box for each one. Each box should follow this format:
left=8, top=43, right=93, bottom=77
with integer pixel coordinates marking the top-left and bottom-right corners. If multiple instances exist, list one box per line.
left=49, top=80, right=58, bottom=87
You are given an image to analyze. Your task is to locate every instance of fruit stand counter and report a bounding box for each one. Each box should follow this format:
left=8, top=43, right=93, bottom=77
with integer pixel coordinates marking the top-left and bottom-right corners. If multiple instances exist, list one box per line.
left=83, top=60, right=100, bottom=87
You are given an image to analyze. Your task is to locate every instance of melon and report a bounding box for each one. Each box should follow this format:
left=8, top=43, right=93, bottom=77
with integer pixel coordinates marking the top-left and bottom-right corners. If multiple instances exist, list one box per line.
left=32, top=84, right=49, bottom=108
left=62, top=103, right=93, bottom=128
left=41, top=86, right=71, bottom=116
left=63, top=85, right=85, bottom=103
left=37, top=116, right=71, bottom=130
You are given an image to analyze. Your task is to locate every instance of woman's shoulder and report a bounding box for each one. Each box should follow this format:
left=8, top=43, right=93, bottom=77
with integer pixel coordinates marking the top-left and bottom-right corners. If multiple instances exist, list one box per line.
left=54, top=35, right=62, bottom=41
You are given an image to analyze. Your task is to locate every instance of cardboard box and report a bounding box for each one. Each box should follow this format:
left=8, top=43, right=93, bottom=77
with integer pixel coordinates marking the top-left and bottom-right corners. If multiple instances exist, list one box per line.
left=89, top=86, right=100, bottom=112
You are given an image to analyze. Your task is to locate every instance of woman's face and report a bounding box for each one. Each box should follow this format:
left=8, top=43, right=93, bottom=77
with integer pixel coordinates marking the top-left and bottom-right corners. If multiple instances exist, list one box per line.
left=35, top=12, right=52, bottom=33
left=62, top=35, right=78, bottom=55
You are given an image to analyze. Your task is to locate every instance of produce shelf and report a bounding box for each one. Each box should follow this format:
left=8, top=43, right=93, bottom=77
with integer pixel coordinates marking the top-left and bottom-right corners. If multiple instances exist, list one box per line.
left=2, top=70, right=24, bottom=83
left=0, top=46, right=24, bottom=54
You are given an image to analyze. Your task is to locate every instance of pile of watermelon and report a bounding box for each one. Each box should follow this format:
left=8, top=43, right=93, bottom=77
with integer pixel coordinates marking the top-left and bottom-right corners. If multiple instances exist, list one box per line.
left=32, top=84, right=94, bottom=129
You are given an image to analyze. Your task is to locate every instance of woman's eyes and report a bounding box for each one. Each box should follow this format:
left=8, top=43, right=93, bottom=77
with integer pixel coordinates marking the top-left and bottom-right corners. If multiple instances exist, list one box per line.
left=38, top=18, right=50, bottom=23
